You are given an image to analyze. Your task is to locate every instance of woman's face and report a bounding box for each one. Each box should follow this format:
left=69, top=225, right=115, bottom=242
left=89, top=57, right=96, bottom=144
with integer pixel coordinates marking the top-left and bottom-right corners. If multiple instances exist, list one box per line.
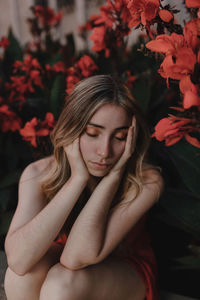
left=80, top=103, right=132, bottom=177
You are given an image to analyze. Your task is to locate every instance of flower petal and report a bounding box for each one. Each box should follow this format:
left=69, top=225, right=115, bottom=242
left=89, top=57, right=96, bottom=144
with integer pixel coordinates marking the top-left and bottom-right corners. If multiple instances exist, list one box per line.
left=185, top=134, right=200, bottom=148
left=183, top=90, right=200, bottom=109
left=159, top=9, right=173, bottom=22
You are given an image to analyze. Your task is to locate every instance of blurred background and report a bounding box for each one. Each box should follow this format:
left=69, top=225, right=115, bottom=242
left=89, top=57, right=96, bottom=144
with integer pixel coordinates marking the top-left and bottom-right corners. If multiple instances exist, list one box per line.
left=0, top=0, right=200, bottom=298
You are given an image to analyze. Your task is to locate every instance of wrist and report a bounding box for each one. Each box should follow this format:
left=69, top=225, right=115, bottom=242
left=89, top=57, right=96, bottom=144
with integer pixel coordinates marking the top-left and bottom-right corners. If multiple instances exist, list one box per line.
left=105, top=169, right=123, bottom=183
left=69, top=174, right=89, bottom=186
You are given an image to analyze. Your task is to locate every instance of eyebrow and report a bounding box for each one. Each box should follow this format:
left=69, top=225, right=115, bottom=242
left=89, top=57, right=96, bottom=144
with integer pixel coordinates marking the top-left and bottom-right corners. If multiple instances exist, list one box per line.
left=87, top=122, right=129, bottom=131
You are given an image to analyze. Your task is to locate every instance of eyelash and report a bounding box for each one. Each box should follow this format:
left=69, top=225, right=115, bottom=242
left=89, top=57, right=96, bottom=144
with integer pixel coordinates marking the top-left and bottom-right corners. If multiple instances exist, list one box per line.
left=86, top=132, right=126, bottom=141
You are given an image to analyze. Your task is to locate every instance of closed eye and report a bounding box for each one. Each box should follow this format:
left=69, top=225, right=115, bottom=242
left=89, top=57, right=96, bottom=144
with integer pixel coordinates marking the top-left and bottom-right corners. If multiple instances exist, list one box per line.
left=115, top=136, right=127, bottom=141
left=86, top=132, right=98, bottom=138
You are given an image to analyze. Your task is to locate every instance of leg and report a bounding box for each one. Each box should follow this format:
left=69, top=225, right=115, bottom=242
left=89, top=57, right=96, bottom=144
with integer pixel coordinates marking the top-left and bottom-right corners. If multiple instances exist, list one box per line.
left=4, top=243, right=63, bottom=300
left=40, top=256, right=146, bottom=300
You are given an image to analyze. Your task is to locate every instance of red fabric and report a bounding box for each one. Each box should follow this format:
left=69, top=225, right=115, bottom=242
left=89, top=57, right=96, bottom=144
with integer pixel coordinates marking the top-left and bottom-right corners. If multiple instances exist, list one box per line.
left=113, top=215, right=160, bottom=300
left=56, top=214, right=159, bottom=300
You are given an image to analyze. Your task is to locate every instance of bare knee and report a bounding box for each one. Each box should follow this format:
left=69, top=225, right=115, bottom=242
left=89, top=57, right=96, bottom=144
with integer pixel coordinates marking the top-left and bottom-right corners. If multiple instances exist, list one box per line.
left=4, top=245, right=62, bottom=300
left=40, top=263, right=92, bottom=300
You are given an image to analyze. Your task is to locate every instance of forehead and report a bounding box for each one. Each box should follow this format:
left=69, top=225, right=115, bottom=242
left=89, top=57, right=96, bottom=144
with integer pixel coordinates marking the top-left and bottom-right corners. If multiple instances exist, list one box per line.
left=89, top=104, right=131, bottom=127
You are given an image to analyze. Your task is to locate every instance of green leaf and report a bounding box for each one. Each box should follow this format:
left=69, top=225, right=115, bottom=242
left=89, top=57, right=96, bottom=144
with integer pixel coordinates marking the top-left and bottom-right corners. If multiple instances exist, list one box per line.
left=6, top=28, right=23, bottom=61
left=159, top=188, right=200, bottom=238
left=49, top=74, right=65, bottom=119
left=172, top=255, right=200, bottom=270
left=0, top=170, right=21, bottom=189
left=0, top=189, right=13, bottom=212
left=167, top=140, right=200, bottom=198
left=0, top=211, right=14, bottom=235
left=47, top=53, right=63, bottom=66
left=132, top=77, right=151, bottom=113
left=2, top=28, right=23, bottom=80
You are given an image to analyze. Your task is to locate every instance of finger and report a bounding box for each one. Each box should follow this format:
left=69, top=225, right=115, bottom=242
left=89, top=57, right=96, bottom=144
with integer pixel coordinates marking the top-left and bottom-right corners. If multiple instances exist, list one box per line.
left=64, top=138, right=79, bottom=155
left=132, top=115, right=136, bottom=127
left=123, top=125, right=134, bottom=158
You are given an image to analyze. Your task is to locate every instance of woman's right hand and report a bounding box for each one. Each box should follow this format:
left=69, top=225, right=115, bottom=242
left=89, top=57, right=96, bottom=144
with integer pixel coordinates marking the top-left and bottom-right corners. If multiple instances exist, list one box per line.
left=64, top=138, right=89, bottom=182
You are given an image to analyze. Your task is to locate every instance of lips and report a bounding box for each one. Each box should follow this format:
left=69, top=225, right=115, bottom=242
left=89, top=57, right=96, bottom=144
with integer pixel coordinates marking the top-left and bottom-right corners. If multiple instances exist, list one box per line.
left=90, top=161, right=110, bottom=170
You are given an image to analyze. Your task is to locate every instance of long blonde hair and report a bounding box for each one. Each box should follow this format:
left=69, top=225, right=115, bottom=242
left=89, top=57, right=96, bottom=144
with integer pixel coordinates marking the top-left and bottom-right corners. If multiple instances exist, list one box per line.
left=41, top=75, right=151, bottom=205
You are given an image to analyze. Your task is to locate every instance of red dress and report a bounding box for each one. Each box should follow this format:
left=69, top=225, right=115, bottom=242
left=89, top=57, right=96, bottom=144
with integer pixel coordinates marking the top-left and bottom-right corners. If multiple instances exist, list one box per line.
left=56, top=214, right=159, bottom=300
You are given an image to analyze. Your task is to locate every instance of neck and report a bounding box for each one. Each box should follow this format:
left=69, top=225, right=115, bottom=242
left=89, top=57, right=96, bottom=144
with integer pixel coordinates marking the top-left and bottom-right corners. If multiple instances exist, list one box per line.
left=87, top=175, right=102, bottom=193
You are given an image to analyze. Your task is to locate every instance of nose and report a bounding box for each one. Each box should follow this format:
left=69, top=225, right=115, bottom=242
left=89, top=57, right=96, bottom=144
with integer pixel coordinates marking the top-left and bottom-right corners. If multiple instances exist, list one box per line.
left=96, top=137, right=112, bottom=159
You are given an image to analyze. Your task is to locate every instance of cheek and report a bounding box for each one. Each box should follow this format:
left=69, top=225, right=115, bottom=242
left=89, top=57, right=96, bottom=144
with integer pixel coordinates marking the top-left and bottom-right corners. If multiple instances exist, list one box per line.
left=113, top=142, right=126, bottom=158
left=79, top=135, right=93, bottom=161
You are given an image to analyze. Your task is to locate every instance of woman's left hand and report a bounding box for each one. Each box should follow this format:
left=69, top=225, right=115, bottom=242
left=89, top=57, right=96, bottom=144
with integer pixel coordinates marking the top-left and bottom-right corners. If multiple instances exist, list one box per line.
left=109, top=116, right=136, bottom=176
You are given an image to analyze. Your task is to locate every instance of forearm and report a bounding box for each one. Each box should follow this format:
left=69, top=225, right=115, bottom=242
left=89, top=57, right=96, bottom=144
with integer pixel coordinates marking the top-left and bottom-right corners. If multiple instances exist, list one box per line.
left=5, top=177, right=87, bottom=275
left=60, top=172, right=122, bottom=268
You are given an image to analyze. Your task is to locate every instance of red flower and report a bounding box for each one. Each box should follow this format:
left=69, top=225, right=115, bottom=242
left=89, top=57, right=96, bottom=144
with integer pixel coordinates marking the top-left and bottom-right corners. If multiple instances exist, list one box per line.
left=126, top=0, right=160, bottom=27
left=185, top=0, right=200, bottom=8
left=44, top=112, right=56, bottom=128
left=152, top=117, right=200, bottom=148
left=146, top=33, right=185, bottom=56
left=86, top=1, right=130, bottom=57
left=125, top=70, right=136, bottom=88
left=29, top=70, right=44, bottom=89
left=65, top=67, right=81, bottom=95
left=0, top=37, right=10, bottom=50
left=146, top=33, right=199, bottom=97
left=77, top=55, right=98, bottom=77
left=183, top=89, right=200, bottom=109
left=185, top=1, right=200, bottom=20
left=100, top=0, right=131, bottom=28
left=0, top=105, right=22, bottom=132
left=51, top=62, right=66, bottom=73
left=8, top=55, right=44, bottom=103
left=159, top=47, right=196, bottom=86
left=78, top=15, right=100, bottom=33
left=158, top=9, right=173, bottom=23
left=34, top=5, right=62, bottom=27
left=184, top=18, right=200, bottom=53
left=20, top=113, right=55, bottom=147
left=89, top=26, right=110, bottom=57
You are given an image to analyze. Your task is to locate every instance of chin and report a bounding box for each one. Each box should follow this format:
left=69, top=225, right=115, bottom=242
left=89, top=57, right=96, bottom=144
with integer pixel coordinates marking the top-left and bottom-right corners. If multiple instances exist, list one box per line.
left=88, top=167, right=111, bottom=177
left=89, top=170, right=108, bottom=177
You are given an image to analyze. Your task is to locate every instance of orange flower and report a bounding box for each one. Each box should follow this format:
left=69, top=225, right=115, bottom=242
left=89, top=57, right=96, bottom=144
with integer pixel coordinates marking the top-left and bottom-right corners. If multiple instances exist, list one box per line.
left=146, top=33, right=199, bottom=96
left=146, top=33, right=185, bottom=55
left=152, top=117, right=200, bottom=148
left=159, top=47, right=196, bottom=84
left=158, top=9, right=173, bottom=23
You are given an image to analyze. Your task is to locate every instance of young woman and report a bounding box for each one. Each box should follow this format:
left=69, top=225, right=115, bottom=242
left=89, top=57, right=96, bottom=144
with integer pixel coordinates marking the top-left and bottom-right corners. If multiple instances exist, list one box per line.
left=4, top=74, right=163, bottom=300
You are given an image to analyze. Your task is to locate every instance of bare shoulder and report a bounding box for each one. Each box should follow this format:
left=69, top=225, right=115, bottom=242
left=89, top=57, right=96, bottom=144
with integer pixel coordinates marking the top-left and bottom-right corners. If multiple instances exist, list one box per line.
left=142, top=166, right=164, bottom=195
left=20, top=155, right=54, bottom=183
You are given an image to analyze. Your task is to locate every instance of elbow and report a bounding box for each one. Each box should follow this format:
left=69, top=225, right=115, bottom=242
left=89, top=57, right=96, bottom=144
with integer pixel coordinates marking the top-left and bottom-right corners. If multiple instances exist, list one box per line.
left=5, top=240, right=33, bottom=276
left=6, top=257, right=28, bottom=276
left=5, top=251, right=31, bottom=276
left=60, top=255, right=90, bottom=271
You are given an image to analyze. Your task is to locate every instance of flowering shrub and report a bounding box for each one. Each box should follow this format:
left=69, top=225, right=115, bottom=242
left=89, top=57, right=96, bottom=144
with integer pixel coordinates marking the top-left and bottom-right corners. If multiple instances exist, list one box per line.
left=0, top=1, right=200, bottom=295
